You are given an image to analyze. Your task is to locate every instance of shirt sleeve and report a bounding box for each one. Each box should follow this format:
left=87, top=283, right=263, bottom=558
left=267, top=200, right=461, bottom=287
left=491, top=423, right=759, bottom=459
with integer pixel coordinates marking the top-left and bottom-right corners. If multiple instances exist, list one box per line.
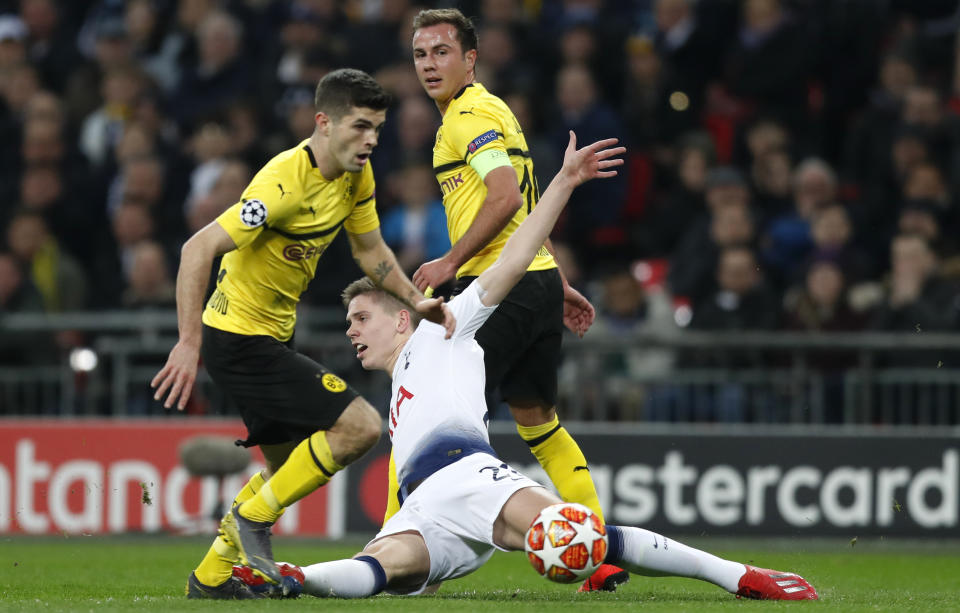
left=216, top=162, right=301, bottom=250
left=443, top=109, right=508, bottom=168
left=447, top=280, right=498, bottom=339
left=344, top=162, right=380, bottom=235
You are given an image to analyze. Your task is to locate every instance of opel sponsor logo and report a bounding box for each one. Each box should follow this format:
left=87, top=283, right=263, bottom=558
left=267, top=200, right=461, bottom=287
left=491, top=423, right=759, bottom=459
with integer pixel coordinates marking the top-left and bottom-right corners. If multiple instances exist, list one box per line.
left=282, top=244, right=323, bottom=261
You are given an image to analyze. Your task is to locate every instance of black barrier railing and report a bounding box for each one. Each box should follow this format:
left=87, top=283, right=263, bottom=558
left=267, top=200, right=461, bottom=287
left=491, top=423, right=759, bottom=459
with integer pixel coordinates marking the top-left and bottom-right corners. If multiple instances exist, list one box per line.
left=1, top=309, right=959, bottom=423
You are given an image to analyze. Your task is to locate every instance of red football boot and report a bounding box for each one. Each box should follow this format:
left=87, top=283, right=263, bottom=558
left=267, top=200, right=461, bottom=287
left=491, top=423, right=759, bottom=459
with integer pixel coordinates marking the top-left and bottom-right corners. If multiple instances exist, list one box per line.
left=736, top=565, right=818, bottom=600
left=577, top=563, right=630, bottom=592
left=233, top=562, right=304, bottom=598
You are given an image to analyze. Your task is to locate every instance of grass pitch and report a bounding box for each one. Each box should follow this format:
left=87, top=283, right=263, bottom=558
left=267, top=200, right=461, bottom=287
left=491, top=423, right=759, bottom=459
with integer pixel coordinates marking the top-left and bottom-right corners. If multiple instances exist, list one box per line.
left=1, top=535, right=958, bottom=612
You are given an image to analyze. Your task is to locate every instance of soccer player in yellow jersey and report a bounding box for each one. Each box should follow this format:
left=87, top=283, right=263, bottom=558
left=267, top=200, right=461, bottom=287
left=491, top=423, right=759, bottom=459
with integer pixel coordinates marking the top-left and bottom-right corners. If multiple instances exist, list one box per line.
left=407, top=9, right=627, bottom=592
left=151, top=68, right=455, bottom=599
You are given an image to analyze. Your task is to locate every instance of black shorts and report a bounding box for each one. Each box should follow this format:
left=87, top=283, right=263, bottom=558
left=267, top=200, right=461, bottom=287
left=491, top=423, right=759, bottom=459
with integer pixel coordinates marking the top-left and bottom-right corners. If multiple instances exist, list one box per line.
left=201, top=325, right=359, bottom=447
left=453, top=268, right=563, bottom=408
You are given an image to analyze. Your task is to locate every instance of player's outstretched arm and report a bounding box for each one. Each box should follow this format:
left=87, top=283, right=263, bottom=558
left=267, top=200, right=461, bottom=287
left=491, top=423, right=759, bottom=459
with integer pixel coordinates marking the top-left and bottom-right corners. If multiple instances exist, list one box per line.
left=151, top=222, right=236, bottom=410
left=348, top=228, right=456, bottom=338
left=476, top=132, right=624, bottom=307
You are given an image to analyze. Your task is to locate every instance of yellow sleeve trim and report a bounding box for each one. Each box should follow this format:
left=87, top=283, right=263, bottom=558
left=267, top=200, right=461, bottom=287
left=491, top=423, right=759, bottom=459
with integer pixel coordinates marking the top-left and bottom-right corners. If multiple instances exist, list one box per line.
left=468, top=148, right=511, bottom=180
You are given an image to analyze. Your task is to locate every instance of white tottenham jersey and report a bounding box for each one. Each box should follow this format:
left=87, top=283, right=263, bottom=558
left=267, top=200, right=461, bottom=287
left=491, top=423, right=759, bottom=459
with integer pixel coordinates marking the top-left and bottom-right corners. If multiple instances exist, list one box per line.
left=389, top=281, right=498, bottom=486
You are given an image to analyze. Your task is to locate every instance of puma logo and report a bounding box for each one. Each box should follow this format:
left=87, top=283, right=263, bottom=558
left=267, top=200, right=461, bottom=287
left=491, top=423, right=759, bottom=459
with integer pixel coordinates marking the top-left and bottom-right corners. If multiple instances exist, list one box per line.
left=278, top=183, right=291, bottom=198
left=573, top=465, right=590, bottom=472
left=459, top=109, right=475, bottom=115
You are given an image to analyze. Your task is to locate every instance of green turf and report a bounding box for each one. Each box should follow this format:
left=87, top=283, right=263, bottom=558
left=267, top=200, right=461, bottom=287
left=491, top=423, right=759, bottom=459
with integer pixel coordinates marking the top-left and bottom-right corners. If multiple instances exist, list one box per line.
left=1, top=535, right=958, bottom=612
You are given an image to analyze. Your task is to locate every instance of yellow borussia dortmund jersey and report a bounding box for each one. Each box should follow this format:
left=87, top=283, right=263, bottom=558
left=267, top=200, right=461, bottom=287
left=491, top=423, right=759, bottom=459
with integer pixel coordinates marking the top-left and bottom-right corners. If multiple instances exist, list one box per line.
left=203, top=140, right=380, bottom=341
left=433, top=83, right=556, bottom=278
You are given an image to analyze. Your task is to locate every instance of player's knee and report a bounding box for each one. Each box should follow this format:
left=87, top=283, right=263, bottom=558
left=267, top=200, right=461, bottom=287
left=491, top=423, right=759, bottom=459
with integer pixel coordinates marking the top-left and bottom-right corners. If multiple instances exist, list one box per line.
left=329, top=397, right=381, bottom=464
left=509, top=403, right=557, bottom=427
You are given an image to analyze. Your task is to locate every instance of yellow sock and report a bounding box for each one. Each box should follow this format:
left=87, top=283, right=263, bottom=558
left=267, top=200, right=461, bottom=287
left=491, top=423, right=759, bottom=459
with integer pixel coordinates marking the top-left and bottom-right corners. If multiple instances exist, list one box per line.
left=194, top=471, right=265, bottom=586
left=239, top=431, right=342, bottom=523
left=518, top=416, right=605, bottom=522
left=383, top=450, right=400, bottom=525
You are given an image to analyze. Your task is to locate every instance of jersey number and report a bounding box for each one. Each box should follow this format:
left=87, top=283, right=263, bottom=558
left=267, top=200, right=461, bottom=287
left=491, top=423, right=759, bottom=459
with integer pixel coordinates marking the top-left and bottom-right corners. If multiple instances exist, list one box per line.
left=518, top=161, right=539, bottom=214
left=479, top=463, right=524, bottom=482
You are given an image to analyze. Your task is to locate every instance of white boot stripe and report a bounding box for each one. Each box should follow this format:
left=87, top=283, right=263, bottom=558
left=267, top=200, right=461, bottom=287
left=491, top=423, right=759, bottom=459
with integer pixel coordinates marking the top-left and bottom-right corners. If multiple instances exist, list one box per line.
left=783, top=586, right=808, bottom=593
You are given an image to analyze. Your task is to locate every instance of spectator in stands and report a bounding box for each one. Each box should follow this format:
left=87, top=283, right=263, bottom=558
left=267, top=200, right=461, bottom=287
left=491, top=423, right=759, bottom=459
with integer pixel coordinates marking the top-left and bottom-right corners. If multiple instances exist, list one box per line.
left=687, top=245, right=780, bottom=421
left=751, top=146, right=792, bottom=218
left=760, top=157, right=837, bottom=287
left=380, top=163, right=450, bottom=275
left=108, top=153, right=184, bottom=245
left=782, top=257, right=867, bottom=422
left=19, top=0, right=80, bottom=92
left=804, top=203, right=873, bottom=285
left=0, top=251, right=55, bottom=367
left=1, top=61, right=41, bottom=120
left=66, top=16, right=136, bottom=125
left=171, top=10, right=251, bottom=127
left=724, top=0, right=812, bottom=134
left=692, top=245, right=780, bottom=333
left=902, top=161, right=954, bottom=230
left=79, top=64, right=147, bottom=167
left=653, top=0, right=722, bottom=141
left=635, top=133, right=713, bottom=256
left=784, top=257, right=866, bottom=333
left=582, top=264, right=678, bottom=421
left=669, top=167, right=754, bottom=302
left=377, top=95, right=438, bottom=185
left=845, top=51, right=918, bottom=191
left=122, top=240, right=175, bottom=309
left=91, top=200, right=156, bottom=308
left=900, top=85, right=960, bottom=189
left=0, top=14, right=27, bottom=71
left=5, top=209, right=87, bottom=312
left=551, top=62, right=626, bottom=263
left=185, top=157, right=251, bottom=233
left=871, top=234, right=959, bottom=338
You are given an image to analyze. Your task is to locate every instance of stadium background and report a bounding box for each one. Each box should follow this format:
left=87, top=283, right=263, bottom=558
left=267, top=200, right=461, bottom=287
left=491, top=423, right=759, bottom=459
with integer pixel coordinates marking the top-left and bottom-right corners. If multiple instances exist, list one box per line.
left=0, top=0, right=958, bottom=540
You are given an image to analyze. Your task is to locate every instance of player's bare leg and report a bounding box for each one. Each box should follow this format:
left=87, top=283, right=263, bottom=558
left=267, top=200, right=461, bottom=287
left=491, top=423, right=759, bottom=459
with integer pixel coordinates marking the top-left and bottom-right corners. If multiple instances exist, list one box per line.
left=493, top=486, right=560, bottom=550
left=223, top=397, right=381, bottom=583
left=510, top=402, right=628, bottom=592
left=302, top=531, right=430, bottom=597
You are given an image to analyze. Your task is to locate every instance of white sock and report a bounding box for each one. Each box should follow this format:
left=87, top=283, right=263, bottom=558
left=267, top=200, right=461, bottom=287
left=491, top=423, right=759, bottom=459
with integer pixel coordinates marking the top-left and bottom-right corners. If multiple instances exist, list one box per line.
left=608, top=525, right=746, bottom=593
left=302, top=556, right=386, bottom=598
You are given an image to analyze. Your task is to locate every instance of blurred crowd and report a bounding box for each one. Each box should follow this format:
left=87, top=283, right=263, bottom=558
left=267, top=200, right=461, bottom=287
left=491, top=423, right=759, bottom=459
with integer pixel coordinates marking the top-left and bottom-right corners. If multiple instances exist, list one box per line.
left=3, top=0, right=960, bottom=369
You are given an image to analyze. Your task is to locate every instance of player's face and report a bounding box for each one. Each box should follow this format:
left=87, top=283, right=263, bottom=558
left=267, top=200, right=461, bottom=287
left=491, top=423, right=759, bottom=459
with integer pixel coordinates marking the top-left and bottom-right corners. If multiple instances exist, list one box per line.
left=346, top=294, right=401, bottom=371
left=412, top=23, right=476, bottom=105
left=324, top=106, right=386, bottom=173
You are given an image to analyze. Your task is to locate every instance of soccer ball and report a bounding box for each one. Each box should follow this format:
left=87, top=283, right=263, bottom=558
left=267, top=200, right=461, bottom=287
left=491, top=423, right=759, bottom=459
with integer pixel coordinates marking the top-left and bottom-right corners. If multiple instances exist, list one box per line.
left=232, top=562, right=304, bottom=598
left=239, top=199, right=267, bottom=227
left=524, top=502, right=607, bottom=583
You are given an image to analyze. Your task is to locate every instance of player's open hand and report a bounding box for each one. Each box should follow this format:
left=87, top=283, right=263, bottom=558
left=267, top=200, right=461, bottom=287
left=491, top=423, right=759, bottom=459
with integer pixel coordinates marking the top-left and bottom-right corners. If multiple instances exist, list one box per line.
left=561, top=131, right=625, bottom=187
left=413, top=256, right=458, bottom=294
left=562, top=284, right=596, bottom=338
left=150, top=341, right=200, bottom=410
left=416, top=296, right=457, bottom=339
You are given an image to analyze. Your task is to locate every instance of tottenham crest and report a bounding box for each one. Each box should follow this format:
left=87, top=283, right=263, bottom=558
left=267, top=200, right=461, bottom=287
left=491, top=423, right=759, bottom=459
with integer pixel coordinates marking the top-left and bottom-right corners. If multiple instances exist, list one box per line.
left=240, top=199, right=267, bottom=227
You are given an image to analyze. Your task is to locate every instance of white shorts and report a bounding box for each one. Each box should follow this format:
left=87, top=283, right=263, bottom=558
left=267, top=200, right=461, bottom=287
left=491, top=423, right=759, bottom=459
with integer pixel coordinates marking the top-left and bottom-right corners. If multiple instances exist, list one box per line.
left=369, top=452, right=542, bottom=594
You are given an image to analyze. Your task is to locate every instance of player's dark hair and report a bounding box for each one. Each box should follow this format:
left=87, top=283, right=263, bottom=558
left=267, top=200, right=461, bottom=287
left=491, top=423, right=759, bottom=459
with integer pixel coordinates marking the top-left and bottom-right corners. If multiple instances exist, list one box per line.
left=314, top=68, right=393, bottom=118
left=412, top=8, right=478, bottom=53
left=342, top=277, right=421, bottom=325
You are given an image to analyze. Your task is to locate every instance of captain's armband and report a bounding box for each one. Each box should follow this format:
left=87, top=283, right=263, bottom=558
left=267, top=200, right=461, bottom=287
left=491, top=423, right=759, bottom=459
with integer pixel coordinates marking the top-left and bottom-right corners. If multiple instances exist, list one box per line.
left=468, top=148, right=511, bottom=180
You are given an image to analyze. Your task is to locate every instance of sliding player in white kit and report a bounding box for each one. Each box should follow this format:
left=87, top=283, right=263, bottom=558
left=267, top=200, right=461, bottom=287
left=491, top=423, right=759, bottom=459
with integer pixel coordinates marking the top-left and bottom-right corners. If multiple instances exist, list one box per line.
left=298, top=133, right=817, bottom=600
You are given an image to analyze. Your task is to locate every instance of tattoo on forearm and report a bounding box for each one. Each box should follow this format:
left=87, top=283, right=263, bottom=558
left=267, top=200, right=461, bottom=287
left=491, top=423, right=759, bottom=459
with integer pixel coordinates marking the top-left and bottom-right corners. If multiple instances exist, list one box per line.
left=373, top=261, right=394, bottom=284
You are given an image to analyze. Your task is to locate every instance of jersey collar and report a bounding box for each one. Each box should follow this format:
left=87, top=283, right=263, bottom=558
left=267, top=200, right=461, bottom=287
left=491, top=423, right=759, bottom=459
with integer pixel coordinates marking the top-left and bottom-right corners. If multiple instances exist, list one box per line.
left=302, top=144, right=318, bottom=168
left=452, top=83, right=475, bottom=100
